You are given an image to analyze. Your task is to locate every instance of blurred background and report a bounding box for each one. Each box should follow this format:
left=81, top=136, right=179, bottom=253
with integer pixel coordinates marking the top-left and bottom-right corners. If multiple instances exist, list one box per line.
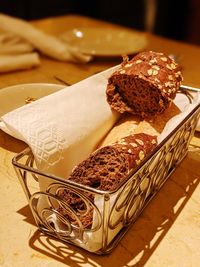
left=0, top=0, right=200, bottom=45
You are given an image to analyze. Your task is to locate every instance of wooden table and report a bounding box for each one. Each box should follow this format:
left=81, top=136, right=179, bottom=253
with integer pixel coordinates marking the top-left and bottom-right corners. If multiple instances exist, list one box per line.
left=0, top=15, right=200, bottom=267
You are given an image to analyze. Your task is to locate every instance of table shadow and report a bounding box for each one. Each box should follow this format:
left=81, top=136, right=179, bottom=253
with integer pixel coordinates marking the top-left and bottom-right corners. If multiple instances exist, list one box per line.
left=25, top=149, right=200, bottom=267
left=17, top=205, right=37, bottom=226
left=0, top=129, right=27, bottom=152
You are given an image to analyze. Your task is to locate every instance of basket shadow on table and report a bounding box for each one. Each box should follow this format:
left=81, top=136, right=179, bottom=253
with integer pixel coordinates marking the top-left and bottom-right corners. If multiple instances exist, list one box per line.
left=16, top=148, right=200, bottom=267
left=2, top=123, right=199, bottom=266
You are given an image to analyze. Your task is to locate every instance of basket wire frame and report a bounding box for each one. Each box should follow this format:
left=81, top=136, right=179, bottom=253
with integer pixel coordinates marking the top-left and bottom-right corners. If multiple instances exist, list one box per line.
left=13, top=104, right=200, bottom=254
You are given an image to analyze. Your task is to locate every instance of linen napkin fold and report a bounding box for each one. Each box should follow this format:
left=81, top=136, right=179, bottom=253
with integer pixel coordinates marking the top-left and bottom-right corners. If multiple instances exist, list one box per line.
left=0, top=53, right=40, bottom=73
left=0, top=13, right=92, bottom=63
left=0, top=66, right=119, bottom=177
left=0, top=31, right=34, bottom=54
left=0, top=30, right=40, bottom=72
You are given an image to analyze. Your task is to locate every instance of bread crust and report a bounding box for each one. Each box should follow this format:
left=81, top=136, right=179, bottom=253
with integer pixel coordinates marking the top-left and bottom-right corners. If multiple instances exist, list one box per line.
left=106, top=51, right=183, bottom=118
left=58, top=133, right=157, bottom=228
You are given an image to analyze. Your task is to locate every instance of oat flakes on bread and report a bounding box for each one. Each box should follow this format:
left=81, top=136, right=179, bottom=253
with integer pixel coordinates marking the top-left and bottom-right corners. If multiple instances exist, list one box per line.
left=58, top=133, right=157, bottom=228
left=106, top=51, right=183, bottom=118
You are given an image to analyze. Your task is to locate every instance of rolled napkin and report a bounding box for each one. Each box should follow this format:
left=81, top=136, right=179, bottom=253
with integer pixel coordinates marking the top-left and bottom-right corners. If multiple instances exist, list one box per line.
left=106, top=51, right=183, bottom=118
left=0, top=13, right=92, bottom=63
left=0, top=31, right=34, bottom=54
left=0, top=30, right=39, bottom=72
left=0, top=53, right=40, bottom=73
left=0, top=66, right=119, bottom=177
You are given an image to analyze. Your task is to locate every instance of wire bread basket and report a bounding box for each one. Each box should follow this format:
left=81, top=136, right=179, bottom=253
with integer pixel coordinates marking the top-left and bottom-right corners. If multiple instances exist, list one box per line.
left=12, top=101, right=200, bottom=254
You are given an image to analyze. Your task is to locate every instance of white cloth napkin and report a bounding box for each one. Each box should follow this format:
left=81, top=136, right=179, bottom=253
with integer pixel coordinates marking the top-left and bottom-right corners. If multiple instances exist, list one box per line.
left=0, top=13, right=92, bottom=63
left=0, top=66, right=119, bottom=177
left=0, top=30, right=40, bottom=72
left=0, top=31, right=34, bottom=54
left=0, top=53, right=40, bottom=73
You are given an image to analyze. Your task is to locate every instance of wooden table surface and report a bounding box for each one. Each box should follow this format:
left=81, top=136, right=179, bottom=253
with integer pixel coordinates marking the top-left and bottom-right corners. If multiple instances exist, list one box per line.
left=0, top=15, right=200, bottom=267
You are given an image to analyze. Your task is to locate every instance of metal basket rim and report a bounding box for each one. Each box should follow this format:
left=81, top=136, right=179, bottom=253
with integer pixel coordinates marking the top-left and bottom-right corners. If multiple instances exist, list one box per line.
left=12, top=100, right=200, bottom=195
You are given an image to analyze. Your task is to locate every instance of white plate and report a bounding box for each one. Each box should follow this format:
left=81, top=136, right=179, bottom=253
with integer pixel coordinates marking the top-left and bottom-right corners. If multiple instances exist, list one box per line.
left=61, top=27, right=147, bottom=57
left=0, top=83, right=65, bottom=117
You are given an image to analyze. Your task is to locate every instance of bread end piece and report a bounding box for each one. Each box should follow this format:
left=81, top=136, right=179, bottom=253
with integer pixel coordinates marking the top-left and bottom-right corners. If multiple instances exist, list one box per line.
left=106, top=51, right=183, bottom=118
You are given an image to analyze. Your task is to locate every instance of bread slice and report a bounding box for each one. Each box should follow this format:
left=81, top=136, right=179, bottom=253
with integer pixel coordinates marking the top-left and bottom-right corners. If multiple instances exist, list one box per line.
left=106, top=51, right=183, bottom=118
left=58, top=133, right=157, bottom=228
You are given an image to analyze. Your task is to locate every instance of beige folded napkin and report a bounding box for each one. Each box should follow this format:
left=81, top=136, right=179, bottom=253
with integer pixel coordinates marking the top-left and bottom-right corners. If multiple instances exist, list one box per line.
left=0, top=13, right=92, bottom=63
left=0, top=53, right=40, bottom=73
left=0, top=31, right=34, bottom=54
left=0, top=30, right=39, bottom=72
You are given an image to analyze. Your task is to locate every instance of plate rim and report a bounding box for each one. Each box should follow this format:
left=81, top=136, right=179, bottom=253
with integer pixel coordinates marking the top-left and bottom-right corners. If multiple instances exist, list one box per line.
left=0, top=82, right=65, bottom=117
left=61, top=26, right=147, bottom=57
left=0, top=82, right=65, bottom=93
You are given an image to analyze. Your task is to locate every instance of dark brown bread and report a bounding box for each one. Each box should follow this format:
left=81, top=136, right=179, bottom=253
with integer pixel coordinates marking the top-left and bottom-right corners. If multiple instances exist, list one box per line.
left=58, top=133, right=157, bottom=228
left=106, top=51, right=183, bottom=118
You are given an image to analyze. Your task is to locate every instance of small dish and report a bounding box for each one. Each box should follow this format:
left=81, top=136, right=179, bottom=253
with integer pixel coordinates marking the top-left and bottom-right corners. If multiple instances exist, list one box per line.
left=0, top=83, right=65, bottom=117
left=60, top=27, right=147, bottom=57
